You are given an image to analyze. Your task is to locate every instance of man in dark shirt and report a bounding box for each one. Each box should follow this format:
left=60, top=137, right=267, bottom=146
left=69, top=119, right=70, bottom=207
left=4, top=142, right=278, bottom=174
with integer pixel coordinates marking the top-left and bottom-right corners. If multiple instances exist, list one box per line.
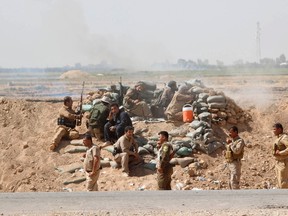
left=103, top=103, right=132, bottom=144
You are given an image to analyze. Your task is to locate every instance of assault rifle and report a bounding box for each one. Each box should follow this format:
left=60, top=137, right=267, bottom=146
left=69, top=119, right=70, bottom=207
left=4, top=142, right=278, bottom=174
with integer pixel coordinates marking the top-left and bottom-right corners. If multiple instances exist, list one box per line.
left=76, top=81, right=85, bottom=126
left=118, top=76, right=124, bottom=106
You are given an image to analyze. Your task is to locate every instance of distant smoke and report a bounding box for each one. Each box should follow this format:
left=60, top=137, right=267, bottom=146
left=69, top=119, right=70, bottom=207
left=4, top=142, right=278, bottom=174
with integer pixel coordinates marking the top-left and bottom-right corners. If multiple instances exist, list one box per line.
left=32, top=0, right=169, bottom=69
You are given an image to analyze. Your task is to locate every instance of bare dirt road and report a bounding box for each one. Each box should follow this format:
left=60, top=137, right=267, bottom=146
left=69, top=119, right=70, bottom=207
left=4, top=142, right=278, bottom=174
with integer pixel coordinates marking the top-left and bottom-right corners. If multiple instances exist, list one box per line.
left=1, top=189, right=288, bottom=216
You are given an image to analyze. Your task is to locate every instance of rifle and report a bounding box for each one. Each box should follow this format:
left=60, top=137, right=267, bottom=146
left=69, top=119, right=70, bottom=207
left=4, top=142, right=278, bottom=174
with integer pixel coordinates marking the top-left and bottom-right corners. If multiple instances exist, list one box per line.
left=76, top=81, right=85, bottom=126
left=118, top=76, right=124, bottom=105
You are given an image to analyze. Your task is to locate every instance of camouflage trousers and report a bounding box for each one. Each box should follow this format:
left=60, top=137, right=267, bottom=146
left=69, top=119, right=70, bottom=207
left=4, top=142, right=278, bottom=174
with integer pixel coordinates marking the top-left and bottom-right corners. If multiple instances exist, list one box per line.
left=52, top=126, right=79, bottom=147
left=228, top=160, right=241, bottom=189
left=275, top=159, right=288, bottom=188
left=157, top=168, right=173, bottom=190
left=128, top=101, right=152, bottom=118
left=86, top=170, right=100, bottom=191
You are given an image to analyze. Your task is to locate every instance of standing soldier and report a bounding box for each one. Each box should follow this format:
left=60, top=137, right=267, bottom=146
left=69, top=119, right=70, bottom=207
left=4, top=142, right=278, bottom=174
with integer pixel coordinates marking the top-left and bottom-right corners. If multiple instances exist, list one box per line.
left=50, top=96, right=82, bottom=151
left=272, top=123, right=288, bottom=188
left=156, top=131, right=174, bottom=190
left=83, top=133, right=101, bottom=191
left=224, top=126, right=245, bottom=189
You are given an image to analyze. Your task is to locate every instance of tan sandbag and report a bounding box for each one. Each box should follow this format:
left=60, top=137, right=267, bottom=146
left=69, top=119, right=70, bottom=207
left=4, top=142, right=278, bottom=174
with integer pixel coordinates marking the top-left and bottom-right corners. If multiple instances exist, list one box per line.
left=70, top=139, right=84, bottom=145
left=63, top=177, right=86, bottom=185
left=100, top=160, right=111, bottom=168
left=177, top=157, right=194, bottom=168
left=64, top=146, right=88, bottom=153
left=56, top=162, right=83, bottom=174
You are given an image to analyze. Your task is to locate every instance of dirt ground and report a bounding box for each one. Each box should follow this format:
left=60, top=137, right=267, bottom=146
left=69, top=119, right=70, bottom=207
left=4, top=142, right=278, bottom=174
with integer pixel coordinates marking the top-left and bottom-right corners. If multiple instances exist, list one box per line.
left=0, top=72, right=288, bottom=193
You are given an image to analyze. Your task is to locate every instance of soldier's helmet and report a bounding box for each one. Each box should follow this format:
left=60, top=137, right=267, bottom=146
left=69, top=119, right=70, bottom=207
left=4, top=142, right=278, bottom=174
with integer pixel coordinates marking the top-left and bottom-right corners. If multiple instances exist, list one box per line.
left=101, top=96, right=112, bottom=105
left=167, top=80, right=178, bottom=91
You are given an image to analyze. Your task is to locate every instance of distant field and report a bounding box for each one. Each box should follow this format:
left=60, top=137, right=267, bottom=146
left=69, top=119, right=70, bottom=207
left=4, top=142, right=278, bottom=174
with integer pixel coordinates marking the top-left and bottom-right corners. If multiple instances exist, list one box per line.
left=0, top=68, right=287, bottom=99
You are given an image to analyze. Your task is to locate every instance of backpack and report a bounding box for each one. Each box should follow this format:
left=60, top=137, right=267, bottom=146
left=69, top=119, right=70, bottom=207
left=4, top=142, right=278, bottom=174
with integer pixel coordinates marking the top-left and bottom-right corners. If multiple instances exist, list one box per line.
left=89, top=103, right=109, bottom=128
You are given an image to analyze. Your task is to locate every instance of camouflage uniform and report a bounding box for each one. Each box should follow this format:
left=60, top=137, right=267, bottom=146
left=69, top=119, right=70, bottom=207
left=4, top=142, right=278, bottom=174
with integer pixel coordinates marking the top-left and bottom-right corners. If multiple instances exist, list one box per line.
left=273, top=133, right=288, bottom=188
left=164, top=92, right=194, bottom=121
left=88, top=102, right=109, bottom=140
left=123, top=87, right=152, bottom=118
left=50, top=105, right=80, bottom=150
left=226, top=136, right=245, bottom=189
left=84, top=145, right=101, bottom=191
left=151, top=85, right=177, bottom=118
left=156, top=142, right=174, bottom=190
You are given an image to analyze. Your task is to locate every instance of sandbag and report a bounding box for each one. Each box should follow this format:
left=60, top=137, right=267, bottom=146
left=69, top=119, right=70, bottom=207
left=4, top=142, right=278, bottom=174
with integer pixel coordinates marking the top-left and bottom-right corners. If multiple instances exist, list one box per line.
left=191, top=86, right=204, bottom=94
left=138, top=146, right=150, bottom=155
left=142, top=144, right=154, bottom=153
left=207, top=95, right=226, bottom=103
left=198, top=93, right=209, bottom=102
left=208, top=102, right=226, bottom=109
left=102, top=145, right=114, bottom=153
left=56, top=162, right=83, bottom=174
left=63, top=177, right=86, bottom=185
left=203, top=141, right=223, bottom=154
left=176, top=146, right=193, bottom=156
left=142, top=162, right=156, bottom=171
left=64, top=146, right=87, bottom=153
left=100, top=160, right=111, bottom=168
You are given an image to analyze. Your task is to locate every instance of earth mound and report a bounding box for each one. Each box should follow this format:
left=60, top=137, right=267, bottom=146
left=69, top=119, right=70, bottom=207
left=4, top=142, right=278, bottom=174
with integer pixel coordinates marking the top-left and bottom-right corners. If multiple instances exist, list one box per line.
left=59, top=70, right=91, bottom=79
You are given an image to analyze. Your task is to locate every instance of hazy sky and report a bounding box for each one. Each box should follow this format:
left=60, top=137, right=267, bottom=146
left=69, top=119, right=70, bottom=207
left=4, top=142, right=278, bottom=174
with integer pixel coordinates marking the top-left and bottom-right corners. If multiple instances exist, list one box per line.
left=0, top=0, right=287, bottom=68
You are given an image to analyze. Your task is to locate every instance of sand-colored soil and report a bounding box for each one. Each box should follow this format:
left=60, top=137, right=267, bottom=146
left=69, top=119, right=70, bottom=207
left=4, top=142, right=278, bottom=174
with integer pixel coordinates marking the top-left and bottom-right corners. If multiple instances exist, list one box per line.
left=0, top=73, right=288, bottom=192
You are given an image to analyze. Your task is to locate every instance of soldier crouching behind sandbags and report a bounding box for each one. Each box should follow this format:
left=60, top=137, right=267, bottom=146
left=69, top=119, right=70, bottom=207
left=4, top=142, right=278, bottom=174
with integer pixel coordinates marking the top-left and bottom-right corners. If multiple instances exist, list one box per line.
left=224, top=126, right=245, bottom=189
left=164, top=84, right=194, bottom=121
left=50, top=96, right=82, bottom=151
left=272, top=123, right=288, bottom=188
left=123, top=82, right=152, bottom=119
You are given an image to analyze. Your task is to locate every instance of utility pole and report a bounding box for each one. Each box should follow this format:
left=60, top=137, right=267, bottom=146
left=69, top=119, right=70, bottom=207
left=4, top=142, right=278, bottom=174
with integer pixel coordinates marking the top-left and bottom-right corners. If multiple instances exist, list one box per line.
left=256, top=22, right=261, bottom=63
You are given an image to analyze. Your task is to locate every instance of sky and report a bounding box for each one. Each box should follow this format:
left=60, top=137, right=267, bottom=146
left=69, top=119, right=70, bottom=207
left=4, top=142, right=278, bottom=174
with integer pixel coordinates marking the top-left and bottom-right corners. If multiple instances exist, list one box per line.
left=0, top=0, right=287, bottom=69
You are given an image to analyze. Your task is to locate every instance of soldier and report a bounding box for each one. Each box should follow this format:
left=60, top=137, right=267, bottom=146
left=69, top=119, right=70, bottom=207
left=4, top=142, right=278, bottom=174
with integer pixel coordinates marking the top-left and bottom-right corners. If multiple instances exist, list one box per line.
left=113, top=126, right=139, bottom=177
left=156, top=131, right=174, bottom=190
left=151, top=80, right=178, bottom=118
left=103, top=103, right=132, bottom=145
left=224, top=126, right=245, bottom=189
left=164, top=84, right=194, bottom=121
left=123, top=82, right=152, bottom=118
left=87, top=96, right=111, bottom=141
left=50, top=96, right=82, bottom=151
left=83, top=133, right=101, bottom=191
left=272, top=123, right=288, bottom=188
